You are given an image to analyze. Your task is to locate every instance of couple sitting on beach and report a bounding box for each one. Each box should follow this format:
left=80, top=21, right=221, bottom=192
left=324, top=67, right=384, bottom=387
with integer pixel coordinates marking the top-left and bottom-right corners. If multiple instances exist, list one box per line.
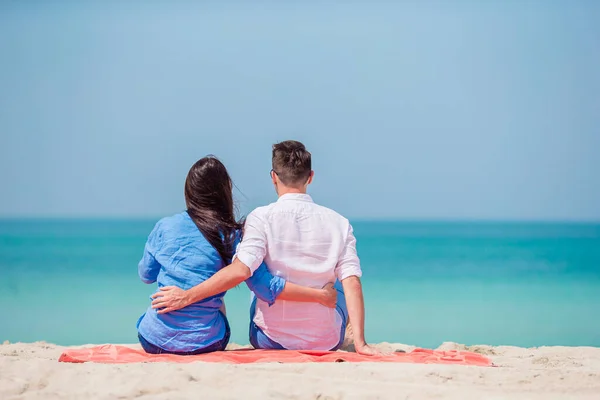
left=136, top=140, right=378, bottom=356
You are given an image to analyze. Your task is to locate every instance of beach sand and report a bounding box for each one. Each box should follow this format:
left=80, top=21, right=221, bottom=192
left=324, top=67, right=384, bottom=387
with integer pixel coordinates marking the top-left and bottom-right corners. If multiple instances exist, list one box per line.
left=1, top=341, right=599, bottom=399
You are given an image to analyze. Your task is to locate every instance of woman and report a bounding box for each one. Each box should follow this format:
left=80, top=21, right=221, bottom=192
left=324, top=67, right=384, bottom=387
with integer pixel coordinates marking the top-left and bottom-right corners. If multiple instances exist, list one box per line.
left=137, top=156, right=335, bottom=355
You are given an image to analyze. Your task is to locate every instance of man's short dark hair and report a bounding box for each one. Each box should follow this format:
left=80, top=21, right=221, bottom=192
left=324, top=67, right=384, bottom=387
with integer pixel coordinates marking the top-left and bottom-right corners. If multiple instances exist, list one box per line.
left=272, top=140, right=312, bottom=186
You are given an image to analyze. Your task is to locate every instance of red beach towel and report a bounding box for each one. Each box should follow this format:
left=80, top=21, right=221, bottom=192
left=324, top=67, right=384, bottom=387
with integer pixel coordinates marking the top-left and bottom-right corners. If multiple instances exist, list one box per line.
left=58, top=345, right=492, bottom=366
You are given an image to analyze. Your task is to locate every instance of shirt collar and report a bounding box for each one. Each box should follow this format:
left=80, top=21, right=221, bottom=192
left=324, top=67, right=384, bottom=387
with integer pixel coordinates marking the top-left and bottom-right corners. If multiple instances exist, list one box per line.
left=277, top=193, right=314, bottom=203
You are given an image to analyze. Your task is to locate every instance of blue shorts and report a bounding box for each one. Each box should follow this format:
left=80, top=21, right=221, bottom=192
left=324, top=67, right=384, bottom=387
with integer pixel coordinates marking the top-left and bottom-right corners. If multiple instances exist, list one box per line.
left=138, top=311, right=231, bottom=355
left=249, top=280, right=348, bottom=351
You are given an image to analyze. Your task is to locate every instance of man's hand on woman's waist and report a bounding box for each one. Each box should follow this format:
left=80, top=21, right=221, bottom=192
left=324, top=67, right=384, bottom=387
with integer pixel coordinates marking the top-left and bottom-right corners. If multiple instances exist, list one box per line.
left=151, top=286, right=192, bottom=314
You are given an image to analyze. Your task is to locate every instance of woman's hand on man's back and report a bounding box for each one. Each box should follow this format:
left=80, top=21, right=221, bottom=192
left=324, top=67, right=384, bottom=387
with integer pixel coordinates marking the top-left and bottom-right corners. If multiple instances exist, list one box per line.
left=319, top=283, right=338, bottom=308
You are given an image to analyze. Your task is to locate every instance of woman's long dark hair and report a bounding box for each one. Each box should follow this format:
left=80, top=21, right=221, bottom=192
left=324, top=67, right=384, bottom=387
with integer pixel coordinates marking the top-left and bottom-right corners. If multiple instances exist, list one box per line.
left=184, top=156, right=242, bottom=264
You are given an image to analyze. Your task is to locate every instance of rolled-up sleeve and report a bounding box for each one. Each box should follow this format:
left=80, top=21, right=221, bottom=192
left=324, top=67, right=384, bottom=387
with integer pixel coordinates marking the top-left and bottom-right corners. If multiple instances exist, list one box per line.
left=335, top=223, right=362, bottom=281
left=138, top=222, right=162, bottom=284
left=244, top=262, right=285, bottom=306
left=234, top=210, right=268, bottom=275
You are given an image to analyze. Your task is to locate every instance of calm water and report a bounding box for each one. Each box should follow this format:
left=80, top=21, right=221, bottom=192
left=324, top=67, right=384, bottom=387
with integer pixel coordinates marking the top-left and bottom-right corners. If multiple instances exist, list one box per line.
left=1, top=219, right=599, bottom=348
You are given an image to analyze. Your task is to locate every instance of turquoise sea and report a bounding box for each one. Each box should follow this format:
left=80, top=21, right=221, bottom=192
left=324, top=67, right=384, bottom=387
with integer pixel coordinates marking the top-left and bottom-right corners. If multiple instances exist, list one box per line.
left=1, top=219, right=599, bottom=348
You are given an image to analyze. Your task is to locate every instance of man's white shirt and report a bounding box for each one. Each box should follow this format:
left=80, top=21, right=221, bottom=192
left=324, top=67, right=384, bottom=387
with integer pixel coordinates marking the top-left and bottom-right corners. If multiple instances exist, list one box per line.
left=235, top=193, right=362, bottom=350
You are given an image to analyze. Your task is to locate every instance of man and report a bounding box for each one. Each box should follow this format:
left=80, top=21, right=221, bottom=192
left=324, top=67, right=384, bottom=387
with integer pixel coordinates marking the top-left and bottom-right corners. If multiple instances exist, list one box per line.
left=152, top=140, right=378, bottom=355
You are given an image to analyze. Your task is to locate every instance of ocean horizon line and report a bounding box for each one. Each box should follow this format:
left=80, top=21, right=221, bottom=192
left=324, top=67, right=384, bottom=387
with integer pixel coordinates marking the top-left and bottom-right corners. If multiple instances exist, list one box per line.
left=1, top=215, right=599, bottom=225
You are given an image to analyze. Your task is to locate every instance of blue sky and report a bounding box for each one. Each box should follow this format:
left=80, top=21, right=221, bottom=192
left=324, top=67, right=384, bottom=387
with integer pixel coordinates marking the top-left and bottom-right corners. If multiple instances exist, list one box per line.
left=1, top=1, right=599, bottom=220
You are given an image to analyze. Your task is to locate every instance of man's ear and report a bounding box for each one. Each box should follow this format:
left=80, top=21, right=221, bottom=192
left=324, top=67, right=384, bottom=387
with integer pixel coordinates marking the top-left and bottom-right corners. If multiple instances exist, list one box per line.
left=271, top=171, right=278, bottom=186
left=306, top=170, right=314, bottom=186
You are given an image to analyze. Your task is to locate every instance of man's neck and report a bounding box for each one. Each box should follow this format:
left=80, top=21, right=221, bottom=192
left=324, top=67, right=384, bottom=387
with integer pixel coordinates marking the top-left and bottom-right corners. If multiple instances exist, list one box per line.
left=277, top=187, right=307, bottom=197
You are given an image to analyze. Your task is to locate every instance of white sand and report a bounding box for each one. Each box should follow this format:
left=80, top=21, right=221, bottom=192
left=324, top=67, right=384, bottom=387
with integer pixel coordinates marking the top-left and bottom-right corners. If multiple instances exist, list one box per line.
left=1, top=341, right=599, bottom=399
